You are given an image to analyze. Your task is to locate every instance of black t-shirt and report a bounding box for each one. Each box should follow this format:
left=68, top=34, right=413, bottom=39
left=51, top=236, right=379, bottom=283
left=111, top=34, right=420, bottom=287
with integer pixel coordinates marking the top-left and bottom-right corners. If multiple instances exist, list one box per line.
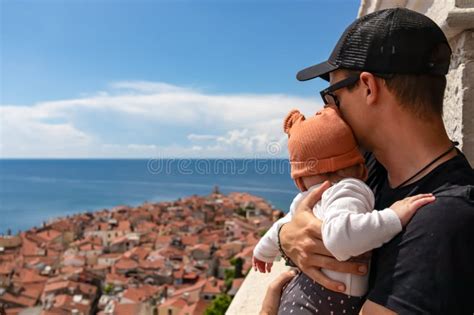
left=365, top=151, right=474, bottom=314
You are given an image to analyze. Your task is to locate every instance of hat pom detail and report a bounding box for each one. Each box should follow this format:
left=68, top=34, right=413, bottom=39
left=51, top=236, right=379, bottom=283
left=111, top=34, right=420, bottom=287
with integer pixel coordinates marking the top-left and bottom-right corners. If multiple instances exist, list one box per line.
left=283, top=110, right=305, bottom=135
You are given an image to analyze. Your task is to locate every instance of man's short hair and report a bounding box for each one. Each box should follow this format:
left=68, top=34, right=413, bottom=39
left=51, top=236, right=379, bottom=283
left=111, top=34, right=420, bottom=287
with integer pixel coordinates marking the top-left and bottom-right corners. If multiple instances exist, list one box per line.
left=383, top=42, right=451, bottom=117
left=384, top=74, right=446, bottom=117
left=345, top=69, right=446, bottom=118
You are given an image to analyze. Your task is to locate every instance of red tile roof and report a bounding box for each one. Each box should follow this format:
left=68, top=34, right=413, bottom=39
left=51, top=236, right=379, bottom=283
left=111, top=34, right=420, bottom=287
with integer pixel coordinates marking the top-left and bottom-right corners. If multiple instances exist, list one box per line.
left=0, top=262, right=15, bottom=275
left=37, top=229, right=62, bottom=243
left=136, top=221, right=158, bottom=232
left=173, top=268, right=184, bottom=279
left=114, top=303, right=143, bottom=315
left=40, top=309, right=70, bottom=315
left=139, top=259, right=164, bottom=270
left=170, top=279, right=207, bottom=298
left=180, top=235, right=198, bottom=246
left=6, top=308, right=28, bottom=315
left=21, top=283, right=44, bottom=300
left=178, top=299, right=209, bottom=315
left=110, top=235, right=128, bottom=245
left=105, top=272, right=129, bottom=285
left=43, top=280, right=70, bottom=293
left=190, top=244, right=210, bottom=252
left=183, top=272, right=198, bottom=280
left=123, top=246, right=150, bottom=261
left=79, top=243, right=103, bottom=252
left=0, top=291, right=37, bottom=307
left=21, top=236, right=42, bottom=257
left=122, top=285, right=160, bottom=303
left=53, top=294, right=91, bottom=314
left=98, top=253, right=122, bottom=260
left=59, top=265, right=83, bottom=275
left=117, top=221, right=131, bottom=232
left=115, top=258, right=138, bottom=271
left=202, top=278, right=222, bottom=295
left=159, top=296, right=188, bottom=308
left=44, top=280, right=97, bottom=297
left=15, top=268, right=48, bottom=285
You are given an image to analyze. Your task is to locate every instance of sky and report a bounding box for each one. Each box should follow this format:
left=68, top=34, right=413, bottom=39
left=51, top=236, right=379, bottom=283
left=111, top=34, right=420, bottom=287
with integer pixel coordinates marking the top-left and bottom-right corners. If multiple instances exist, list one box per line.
left=1, top=0, right=361, bottom=158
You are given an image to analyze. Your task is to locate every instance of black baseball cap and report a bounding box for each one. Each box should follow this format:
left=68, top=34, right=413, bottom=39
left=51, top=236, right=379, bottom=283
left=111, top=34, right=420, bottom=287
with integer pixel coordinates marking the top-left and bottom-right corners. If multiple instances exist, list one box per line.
left=297, top=8, right=452, bottom=82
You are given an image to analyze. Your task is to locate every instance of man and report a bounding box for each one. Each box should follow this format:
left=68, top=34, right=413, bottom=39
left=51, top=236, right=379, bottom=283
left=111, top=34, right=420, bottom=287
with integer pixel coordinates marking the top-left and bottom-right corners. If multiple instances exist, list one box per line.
left=275, top=8, right=474, bottom=315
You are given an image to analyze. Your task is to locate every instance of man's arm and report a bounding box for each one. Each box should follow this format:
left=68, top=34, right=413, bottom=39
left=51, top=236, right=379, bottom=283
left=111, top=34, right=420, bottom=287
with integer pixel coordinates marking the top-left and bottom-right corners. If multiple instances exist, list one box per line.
left=278, top=181, right=369, bottom=293
left=259, top=270, right=298, bottom=315
left=359, top=300, right=397, bottom=315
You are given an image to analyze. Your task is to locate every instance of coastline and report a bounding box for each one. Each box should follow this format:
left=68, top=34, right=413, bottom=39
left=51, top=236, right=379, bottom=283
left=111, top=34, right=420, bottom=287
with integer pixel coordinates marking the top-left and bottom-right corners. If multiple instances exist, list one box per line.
left=0, top=189, right=283, bottom=314
left=0, top=159, right=297, bottom=235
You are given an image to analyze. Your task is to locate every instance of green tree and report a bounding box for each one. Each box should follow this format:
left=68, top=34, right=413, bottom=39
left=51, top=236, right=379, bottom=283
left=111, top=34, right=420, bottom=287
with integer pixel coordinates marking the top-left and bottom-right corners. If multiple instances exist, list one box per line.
left=204, top=294, right=232, bottom=315
left=224, top=268, right=235, bottom=290
left=230, top=257, right=244, bottom=278
left=235, top=207, right=246, bottom=217
left=103, top=284, right=114, bottom=295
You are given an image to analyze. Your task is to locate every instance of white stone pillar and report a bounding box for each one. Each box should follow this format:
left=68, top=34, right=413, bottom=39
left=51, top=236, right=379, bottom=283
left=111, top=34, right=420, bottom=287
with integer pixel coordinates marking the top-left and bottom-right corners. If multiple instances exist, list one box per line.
left=359, top=0, right=474, bottom=164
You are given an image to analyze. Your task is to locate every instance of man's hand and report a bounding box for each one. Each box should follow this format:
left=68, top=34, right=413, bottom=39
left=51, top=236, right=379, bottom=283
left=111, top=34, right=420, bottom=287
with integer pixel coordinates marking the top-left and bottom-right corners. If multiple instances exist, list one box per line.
left=279, top=181, right=369, bottom=292
left=259, top=269, right=298, bottom=315
left=360, top=299, right=397, bottom=315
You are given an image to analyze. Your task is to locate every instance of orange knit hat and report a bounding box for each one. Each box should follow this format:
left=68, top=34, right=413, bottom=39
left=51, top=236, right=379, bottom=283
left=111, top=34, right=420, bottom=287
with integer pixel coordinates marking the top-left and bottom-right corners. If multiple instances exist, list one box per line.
left=284, top=105, right=366, bottom=191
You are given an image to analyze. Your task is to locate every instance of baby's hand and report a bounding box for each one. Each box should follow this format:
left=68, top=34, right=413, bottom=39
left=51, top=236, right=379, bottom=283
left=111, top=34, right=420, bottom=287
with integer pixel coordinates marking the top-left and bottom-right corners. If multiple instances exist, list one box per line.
left=253, top=256, right=273, bottom=273
left=390, top=193, right=435, bottom=226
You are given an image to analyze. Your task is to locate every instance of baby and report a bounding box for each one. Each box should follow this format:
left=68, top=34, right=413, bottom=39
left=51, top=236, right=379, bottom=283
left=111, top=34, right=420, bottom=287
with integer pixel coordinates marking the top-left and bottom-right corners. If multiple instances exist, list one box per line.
left=253, top=105, right=435, bottom=314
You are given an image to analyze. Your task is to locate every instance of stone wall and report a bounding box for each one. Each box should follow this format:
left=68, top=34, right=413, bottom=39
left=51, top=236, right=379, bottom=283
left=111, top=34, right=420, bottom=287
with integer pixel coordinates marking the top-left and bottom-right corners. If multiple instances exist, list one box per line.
left=359, top=0, right=474, bottom=163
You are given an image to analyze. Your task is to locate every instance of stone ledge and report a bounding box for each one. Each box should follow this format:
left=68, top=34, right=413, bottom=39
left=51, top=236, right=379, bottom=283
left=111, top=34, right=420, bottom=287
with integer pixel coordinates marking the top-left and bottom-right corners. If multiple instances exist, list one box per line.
left=226, top=258, right=290, bottom=315
left=446, top=7, right=474, bottom=30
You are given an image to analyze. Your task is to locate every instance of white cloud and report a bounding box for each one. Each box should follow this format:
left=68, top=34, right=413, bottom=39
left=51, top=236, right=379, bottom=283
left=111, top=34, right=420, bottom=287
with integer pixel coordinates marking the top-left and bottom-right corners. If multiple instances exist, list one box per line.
left=187, top=134, right=218, bottom=141
left=110, top=81, right=193, bottom=94
left=0, top=81, right=323, bottom=158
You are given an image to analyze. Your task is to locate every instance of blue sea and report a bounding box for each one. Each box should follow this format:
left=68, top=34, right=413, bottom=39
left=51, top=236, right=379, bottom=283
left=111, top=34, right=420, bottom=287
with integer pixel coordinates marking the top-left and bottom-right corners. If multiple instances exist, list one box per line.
left=0, top=159, right=297, bottom=234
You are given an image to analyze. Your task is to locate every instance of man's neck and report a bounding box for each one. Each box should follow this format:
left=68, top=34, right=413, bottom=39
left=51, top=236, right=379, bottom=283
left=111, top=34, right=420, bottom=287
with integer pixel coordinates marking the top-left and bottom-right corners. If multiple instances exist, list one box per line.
left=371, top=115, right=456, bottom=188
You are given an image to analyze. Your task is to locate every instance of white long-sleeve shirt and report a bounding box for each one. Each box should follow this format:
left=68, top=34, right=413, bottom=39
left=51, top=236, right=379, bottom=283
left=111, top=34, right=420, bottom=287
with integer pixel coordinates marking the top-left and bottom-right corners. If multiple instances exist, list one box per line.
left=253, top=178, right=402, bottom=296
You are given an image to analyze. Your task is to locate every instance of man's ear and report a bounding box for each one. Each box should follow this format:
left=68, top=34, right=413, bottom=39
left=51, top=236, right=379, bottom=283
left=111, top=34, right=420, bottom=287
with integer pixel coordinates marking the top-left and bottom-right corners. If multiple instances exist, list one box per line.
left=360, top=72, right=379, bottom=106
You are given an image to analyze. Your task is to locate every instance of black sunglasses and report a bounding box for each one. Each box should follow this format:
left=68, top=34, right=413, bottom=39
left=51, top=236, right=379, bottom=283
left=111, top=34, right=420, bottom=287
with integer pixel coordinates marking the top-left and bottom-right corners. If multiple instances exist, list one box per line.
left=319, top=74, right=360, bottom=107
left=319, top=73, right=394, bottom=107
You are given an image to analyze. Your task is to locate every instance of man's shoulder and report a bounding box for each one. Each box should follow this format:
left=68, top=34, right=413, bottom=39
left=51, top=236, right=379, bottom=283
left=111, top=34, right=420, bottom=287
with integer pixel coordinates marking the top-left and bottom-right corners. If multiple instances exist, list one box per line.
left=423, top=152, right=474, bottom=186
left=428, top=179, right=472, bottom=204
left=376, top=179, right=474, bottom=250
left=410, top=184, right=474, bottom=234
left=422, top=153, right=474, bottom=222
left=419, top=167, right=474, bottom=217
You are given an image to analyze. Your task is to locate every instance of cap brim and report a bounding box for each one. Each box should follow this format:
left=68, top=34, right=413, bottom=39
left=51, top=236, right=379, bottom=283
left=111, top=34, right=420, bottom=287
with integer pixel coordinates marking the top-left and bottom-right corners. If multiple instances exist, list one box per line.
left=296, top=61, right=338, bottom=82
